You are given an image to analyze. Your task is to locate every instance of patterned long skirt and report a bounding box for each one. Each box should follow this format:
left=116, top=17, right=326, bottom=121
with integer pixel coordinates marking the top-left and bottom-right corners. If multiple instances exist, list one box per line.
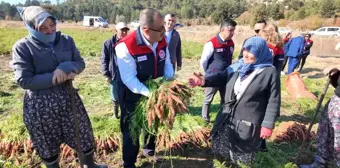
left=23, top=89, right=95, bottom=159
left=315, top=95, right=340, bottom=166
left=212, top=122, right=256, bottom=167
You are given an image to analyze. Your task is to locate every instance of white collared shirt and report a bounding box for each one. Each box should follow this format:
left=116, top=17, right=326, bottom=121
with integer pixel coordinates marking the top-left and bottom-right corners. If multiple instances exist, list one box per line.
left=234, top=69, right=264, bottom=100
left=200, top=34, right=226, bottom=72
left=165, top=29, right=173, bottom=44
left=115, top=28, right=174, bottom=97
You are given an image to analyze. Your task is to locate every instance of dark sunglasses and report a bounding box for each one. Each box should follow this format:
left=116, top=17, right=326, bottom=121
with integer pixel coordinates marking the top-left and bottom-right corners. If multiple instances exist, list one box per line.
left=148, top=26, right=165, bottom=33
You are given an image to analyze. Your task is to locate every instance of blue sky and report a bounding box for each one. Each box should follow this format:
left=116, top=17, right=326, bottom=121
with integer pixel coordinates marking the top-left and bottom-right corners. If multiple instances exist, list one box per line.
left=1, top=0, right=60, bottom=4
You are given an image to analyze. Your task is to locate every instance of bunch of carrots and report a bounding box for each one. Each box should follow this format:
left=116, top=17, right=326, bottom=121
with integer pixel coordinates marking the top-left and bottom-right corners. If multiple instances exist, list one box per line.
left=130, top=80, right=193, bottom=144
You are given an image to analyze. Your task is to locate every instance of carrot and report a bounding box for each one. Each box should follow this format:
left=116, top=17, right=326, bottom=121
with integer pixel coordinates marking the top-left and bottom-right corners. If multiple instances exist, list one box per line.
left=64, top=146, right=72, bottom=158
left=107, top=138, right=113, bottom=150
left=148, top=112, right=153, bottom=127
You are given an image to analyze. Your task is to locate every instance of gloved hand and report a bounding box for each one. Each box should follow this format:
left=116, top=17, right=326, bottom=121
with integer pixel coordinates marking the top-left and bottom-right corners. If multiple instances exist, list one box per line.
left=260, top=127, right=273, bottom=139
left=328, top=68, right=340, bottom=88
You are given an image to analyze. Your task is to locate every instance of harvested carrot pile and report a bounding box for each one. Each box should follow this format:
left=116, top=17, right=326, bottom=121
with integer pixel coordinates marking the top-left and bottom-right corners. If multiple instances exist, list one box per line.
left=271, top=121, right=316, bottom=143
left=130, top=79, right=193, bottom=143
left=157, top=127, right=210, bottom=150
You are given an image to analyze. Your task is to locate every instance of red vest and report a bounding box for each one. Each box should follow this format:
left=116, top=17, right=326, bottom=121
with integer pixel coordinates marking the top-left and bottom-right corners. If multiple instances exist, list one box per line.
left=118, top=29, right=167, bottom=82
left=205, top=35, right=234, bottom=75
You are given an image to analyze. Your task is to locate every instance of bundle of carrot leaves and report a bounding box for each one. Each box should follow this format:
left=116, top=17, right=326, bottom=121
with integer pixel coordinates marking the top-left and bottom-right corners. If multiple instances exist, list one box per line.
left=129, top=79, right=193, bottom=145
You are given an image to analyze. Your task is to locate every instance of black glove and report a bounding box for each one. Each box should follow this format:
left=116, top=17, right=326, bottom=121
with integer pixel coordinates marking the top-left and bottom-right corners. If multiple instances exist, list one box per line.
left=329, top=68, right=340, bottom=88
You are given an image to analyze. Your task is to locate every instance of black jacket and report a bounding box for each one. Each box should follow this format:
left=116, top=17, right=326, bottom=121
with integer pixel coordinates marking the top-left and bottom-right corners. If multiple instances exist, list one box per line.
left=100, top=35, right=118, bottom=80
left=204, top=66, right=280, bottom=152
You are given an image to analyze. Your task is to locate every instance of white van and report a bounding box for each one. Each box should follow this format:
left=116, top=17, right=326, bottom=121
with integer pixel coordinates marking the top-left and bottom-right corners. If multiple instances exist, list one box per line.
left=310, top=27, right=340, bottom=36
left=83, top=16, right=108, bottom=28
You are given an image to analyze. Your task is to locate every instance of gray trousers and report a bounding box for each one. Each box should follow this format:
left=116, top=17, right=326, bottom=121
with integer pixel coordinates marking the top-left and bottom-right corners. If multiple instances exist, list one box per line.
left=202, top=87, right=225, bottom=121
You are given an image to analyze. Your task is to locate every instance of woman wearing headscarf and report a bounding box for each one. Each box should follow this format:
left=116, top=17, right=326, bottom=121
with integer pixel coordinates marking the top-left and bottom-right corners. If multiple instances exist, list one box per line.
left=300, top=68, right=340, bottom=168
left=188, top=36, right=280, bottom=166
left=11, top=6, right=107, bottom=168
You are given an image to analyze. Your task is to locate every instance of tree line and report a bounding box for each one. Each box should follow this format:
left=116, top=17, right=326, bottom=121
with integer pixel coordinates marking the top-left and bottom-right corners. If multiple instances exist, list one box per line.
left=0, top=0, right=339, bottom=25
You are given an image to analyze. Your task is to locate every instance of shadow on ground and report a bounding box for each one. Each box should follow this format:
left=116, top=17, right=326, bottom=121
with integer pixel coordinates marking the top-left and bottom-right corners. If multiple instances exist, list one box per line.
left=277, top=114, right=313, bottom=124
left=300, top=67, right=322, bottom=74
left=141, top=147, right=214, bottom=168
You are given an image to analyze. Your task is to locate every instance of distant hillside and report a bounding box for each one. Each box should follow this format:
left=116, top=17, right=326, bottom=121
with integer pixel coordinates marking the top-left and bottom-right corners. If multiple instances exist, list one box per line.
left=0, top=0, right=339, bottom=25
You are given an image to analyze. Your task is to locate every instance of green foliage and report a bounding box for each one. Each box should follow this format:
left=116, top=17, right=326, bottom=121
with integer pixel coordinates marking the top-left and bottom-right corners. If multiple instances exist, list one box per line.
left=0, top=113, right=28, bottom=143
left=211, top=0, right=247, bottom=24
left=0, top=28, right=27, bottom=55
left=283, top=0, right=305, bottom=11
left=90, top=115, right=120, bottom=139
left=2, top=0, right=339, bottom=24
left=249, top=4, right=268, bottom=26
left=320, top=0, right=337, bottom=18
left=267, top=3, right=284, bottom=21
left=181, top=41, right=204, bottom=59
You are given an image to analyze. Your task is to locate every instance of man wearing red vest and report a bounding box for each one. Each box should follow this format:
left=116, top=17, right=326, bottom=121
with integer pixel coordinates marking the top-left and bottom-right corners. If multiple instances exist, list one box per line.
left=115, top=8, right=174, bottom=168
left=200, top=19, right=236, bottom=122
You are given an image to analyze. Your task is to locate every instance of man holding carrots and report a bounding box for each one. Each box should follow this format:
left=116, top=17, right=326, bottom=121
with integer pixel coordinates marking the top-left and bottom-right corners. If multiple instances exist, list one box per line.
left=115, top=8, right=174, bottom=168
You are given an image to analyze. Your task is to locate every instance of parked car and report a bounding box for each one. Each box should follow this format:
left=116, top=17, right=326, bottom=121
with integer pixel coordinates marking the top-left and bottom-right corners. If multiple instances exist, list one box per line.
left=310, top=27, right=340, bottom=36
left=83, top=16, right=108, bottom=28
left=278, top=27, right=292, bottom=35
left=130, top=20, right=140, bottom=28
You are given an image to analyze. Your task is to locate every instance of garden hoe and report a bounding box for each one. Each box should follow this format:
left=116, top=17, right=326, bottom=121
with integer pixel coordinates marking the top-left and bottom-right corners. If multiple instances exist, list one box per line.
left=295, top=77, right=331, bottom=163
left=67, top=80, right=85, bottom=168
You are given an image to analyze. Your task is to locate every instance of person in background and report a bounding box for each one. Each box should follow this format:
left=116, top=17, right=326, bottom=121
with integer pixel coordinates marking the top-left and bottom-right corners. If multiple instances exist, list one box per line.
left=238, top=19, right=267, bottom=59
left=189, top=36, right=280, bottom=167
left=281, top=31, right=292, bottom=71
left=298, top=33, right=313, bottom=72
left=258, top=23, right=284, bottom=152
left=100, top=22, right=129, bottom=118
left=282, top=31, right=292, bottom=44
left=283, top=34, right=305, bottom=75
left=115, top=8, right=174, bottom=168
left=12, top=6, right=107, bottom=168
left=200, top=19, right=236, bottom=122
left=300, top=67, right=340, bottom=168
left=260, top=23, right=285, bottom=75
left=164, top=13, right=182, bottom=72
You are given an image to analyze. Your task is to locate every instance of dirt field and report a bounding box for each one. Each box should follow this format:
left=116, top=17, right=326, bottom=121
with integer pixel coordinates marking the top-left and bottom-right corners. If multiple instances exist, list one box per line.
left=2, top=20, right=339, bottom=57
left=1, top=20, right=340, bottom=168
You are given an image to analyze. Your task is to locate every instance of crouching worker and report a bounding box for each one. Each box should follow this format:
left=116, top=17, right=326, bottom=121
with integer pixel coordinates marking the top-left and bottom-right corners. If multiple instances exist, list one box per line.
left=11, top=6, right=107, bottom=168
left=188, top=37, right=280, bottom=167
left=300, top=68, right=340, bottom=168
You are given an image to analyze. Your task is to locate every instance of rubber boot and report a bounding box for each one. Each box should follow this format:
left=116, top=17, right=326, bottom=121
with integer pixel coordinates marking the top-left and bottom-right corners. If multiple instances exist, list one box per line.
left=300, top=155, right=327, bottom=168
left=202, top=103, right=211, bottom=122
left=81, top=151, right=108, bottom=168
left=112, top=100, right=119, bottom=119
left=259, top=139, right=268, bottom=152
left=44, top=158, right=60, bottom=168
